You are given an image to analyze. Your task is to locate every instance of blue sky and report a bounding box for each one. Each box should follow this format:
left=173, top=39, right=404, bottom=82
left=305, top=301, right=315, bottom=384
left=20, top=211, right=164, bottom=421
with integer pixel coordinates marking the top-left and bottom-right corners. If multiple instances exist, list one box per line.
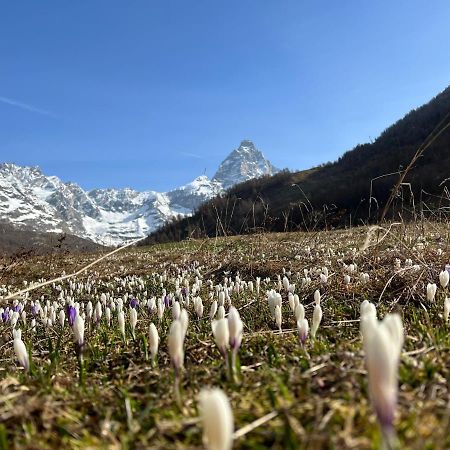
left=1, top=1, right=449, bottom=191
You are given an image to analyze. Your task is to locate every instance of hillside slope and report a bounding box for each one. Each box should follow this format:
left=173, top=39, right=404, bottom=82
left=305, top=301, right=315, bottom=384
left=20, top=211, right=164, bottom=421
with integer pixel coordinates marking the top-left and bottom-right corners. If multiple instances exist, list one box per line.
left=143, top=86, right=450, bottom=244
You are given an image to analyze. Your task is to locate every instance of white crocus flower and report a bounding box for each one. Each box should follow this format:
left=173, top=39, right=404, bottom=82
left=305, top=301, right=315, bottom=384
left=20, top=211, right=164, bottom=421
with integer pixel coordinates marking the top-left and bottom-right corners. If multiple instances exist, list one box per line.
left=444, top=297, right=450, bottom=322
left=363, top=313, right=403, bottom=443
left=199, top=388, right=234, bottom=450
left=130, top=308, right=137, bottom=338
left=118, top=310, right=126, bottom=340
left=427, top=283, right=437, bottom=302
left=297, top=318, right=309, bottom=344
left=73, top=315, right=85, bottom=347
left=149, top=323, right=159, bottom=364
left=212, top=319, right=229, bottom=358
left=13, top=329, right=29, bottom=372
left=274, top=304, right=282, bottom=331
left=210, top=300, right=218, bottom=320
left=168, top=320, right=184, bottom=372
left=311, top=304, right=323, bottom=339
left=440, top=271, right=449, bottom=289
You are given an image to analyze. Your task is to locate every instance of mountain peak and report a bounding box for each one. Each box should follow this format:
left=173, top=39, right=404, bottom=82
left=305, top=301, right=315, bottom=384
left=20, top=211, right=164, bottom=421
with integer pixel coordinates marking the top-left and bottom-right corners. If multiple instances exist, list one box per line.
left=212, top=140, right=278, bottom=190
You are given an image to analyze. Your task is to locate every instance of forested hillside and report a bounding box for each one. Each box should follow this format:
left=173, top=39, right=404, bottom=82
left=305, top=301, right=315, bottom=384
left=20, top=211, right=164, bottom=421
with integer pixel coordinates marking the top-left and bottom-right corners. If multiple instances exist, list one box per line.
left=142, top=86, right=450, bottom=244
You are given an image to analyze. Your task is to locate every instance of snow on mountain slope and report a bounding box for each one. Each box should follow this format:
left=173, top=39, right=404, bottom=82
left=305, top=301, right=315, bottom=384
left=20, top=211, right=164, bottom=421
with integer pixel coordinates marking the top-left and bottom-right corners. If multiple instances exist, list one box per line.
left=213, top=140, right=279, bottom=190
left=0, top=141, right=278, bottom=245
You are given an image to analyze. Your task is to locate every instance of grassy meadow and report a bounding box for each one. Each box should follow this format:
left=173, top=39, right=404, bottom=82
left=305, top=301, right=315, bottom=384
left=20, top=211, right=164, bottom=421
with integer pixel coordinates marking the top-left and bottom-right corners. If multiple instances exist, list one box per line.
left=1, top=223, right=450, bottom=449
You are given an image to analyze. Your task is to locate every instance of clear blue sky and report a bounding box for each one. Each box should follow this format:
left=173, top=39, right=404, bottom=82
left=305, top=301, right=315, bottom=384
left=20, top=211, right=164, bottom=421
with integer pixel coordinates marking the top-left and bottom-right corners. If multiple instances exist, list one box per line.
left=1, top=1, right=449, bottom=192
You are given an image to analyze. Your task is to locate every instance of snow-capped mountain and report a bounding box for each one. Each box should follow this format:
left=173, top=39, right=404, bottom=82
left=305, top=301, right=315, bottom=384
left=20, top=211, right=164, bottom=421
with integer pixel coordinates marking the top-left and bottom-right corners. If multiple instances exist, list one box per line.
left=0, top=140, right=278, bottom=245
left=213, top=140, right=278, bottom=189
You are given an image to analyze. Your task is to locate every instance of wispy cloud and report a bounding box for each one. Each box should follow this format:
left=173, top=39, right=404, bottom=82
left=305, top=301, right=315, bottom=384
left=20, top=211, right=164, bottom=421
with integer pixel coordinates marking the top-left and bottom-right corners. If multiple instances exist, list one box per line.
left=0, top=95, right=57, bottom=118
left=179, top=151, right=203, bottom=159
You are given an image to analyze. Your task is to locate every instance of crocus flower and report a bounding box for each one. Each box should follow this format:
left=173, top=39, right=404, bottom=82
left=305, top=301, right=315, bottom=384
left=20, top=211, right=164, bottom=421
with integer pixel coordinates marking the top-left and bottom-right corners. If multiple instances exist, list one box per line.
left=440, top=271, right=450, bottom=289
left=130, top=307, right=137, bottom=338
left=314, top=290, right=321, bottom=305
left=311, top=304, right=323, bottom=339
left=427, top=283, right=437, bottom=302
left=73, top=315, right=85, bottom=348
left=288, top=293, right=295, bottom=312
left=59, top=309, right=65, bottom=327
left=217, top=305, right=225, bottom=320
left=444, top=297, right=450, bottom=322
left=149, top=322, right=159, bottom=364
left=67, top=305, right=77, bottom=327
left=227, top=307, right=243, bottom=352
left=297, top=318, right=309, bottom=345
left=194, top=297, right=204, bottom=319
left=118, top=310, right=125, bottom=340
left=210, top=300, right=218, bottom=320
left=199, top=388, right=234, bottom=450
left=86, top=301, right=93, bottom=321
left=180, top=309, right=189, bottom=340
left=294, top=303, right=305, bottom=322
left=168, top=320, right=184, bottom=372
left=13, top=329, right=29, bottom=372
left=212, top=319, right=229, bottom=358
left=363, top=313, right=403, bottom=443
left=172, top=301, right=181, bottom=320
left=274, top=305, right=282, bottom=331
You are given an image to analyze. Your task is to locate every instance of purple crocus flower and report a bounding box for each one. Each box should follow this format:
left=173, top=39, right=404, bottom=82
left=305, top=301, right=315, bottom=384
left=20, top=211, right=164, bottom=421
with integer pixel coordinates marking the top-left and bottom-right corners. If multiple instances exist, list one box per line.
left=129, top=298, right=138, bottom=309
left=181, top=287, right=188, bottom=298
left=2, top=309, right=9, bottom=322
left=12, top=304, right=21, bottom=313
left=31, top=304, right=38, bottom=316
left=164, top=295, right=172, bottom=307
left=67, top=305, right=77, bottom=327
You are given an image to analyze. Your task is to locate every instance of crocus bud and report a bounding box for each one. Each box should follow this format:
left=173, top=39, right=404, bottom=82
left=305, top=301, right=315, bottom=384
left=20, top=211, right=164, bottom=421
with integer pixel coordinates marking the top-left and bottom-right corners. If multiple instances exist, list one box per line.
left=86, top=301, right=93, bottom=321
left=314, top=290, right=321, bottom=305
left=297, top=318, right=309, bottom=344
left=217, top=305, right=225, bottom=320
left=427, top=283, right=437, bottom=302
left=157, top=298, right=165, bottom=320
left=445, top=298, right=450, bottom=322
left=149, top=323, right=159, bottom=362
left=212, top=318, right=229, bottom=358
left=288, top=293, right=295, bottom=312
left=282, top=276, right=290, bottom=291
left=210, top=300, right=218, bottom=320
left=73, top=315, right=85, bottom=347
left=130, top=307, right=137, bottom=338
left=294, top=303, right=305, bottom=322
left=195, top=297, right=204, bottom=319
left=267, top=290, right=282, bottom=318
left=118, top=310, right=125, bottom=339
left=440, top=271, right=450, bottom=289
left=13, top=329, right=29, bottom=372
left=172, top=301, right=181, bottom=320
left=199, top=388, right=234, bottom=450
left=227, top=307, right=243, bottom=351
left=59, top=310, right=65, bottom=327
left=180, top=309, right=189, bottom=340
left=360, top=300, right=377, bottom=340
left=311, top=304, right=322, bottom=338
left=168, top=320, right=184, bottom=371
left=274, top=305, right=282, bottom=331
left=364, top=313, right=403, bottom=440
